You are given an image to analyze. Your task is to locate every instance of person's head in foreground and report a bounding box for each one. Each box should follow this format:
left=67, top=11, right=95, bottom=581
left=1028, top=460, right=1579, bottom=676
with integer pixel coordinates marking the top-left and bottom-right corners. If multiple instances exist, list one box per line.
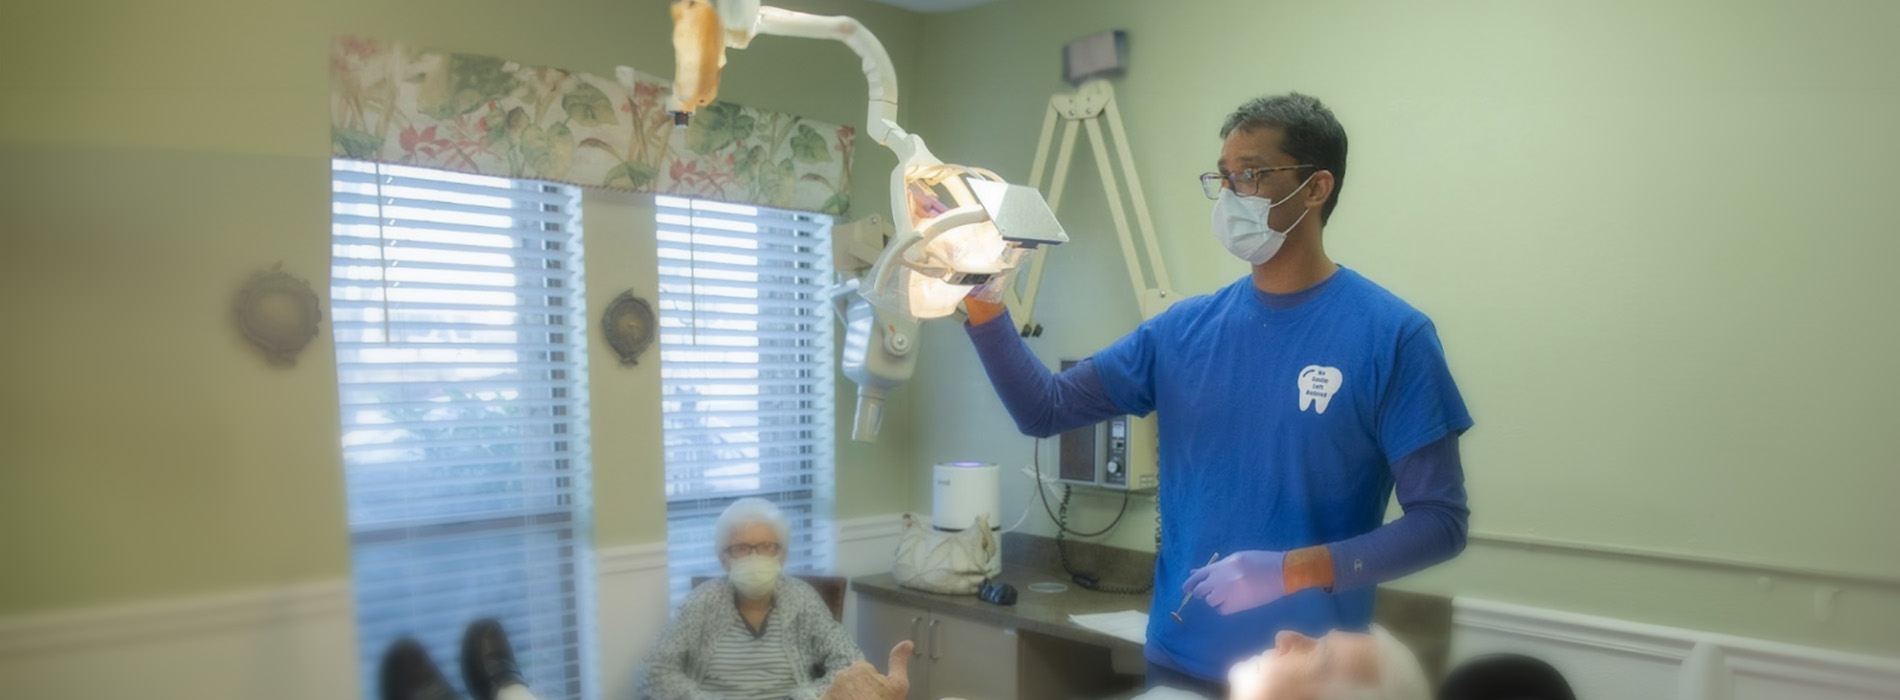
left=717, top=496, right=790, bottom=599
left=1225, top=626, right=1428, bottom=700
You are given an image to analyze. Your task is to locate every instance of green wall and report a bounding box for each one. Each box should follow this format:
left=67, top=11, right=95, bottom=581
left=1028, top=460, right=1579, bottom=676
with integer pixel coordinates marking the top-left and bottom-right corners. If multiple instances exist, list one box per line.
left=6, top=0, right=1897, bottom=660
left=901, top=0, right=1900, bottom=656
left=0, top=0, right=922, bottom=616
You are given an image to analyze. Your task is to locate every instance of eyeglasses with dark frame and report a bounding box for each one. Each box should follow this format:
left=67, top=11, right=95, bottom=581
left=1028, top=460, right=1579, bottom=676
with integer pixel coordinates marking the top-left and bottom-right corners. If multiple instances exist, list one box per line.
left=1199, top=165, right=1317, bottom=200
left=724, top=541, right=784, bottom=558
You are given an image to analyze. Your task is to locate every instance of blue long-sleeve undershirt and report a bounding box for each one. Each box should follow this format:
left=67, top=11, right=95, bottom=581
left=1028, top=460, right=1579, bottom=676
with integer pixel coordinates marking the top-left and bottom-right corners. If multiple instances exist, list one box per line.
left=963, top=310, right=1468, bottom=592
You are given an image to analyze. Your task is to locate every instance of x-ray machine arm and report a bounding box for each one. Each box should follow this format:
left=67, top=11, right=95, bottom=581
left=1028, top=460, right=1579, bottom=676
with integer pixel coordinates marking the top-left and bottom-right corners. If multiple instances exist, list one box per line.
left=1006, top=80, right=1179, bottom=335
left=665, top=0, right=1071, bottom=443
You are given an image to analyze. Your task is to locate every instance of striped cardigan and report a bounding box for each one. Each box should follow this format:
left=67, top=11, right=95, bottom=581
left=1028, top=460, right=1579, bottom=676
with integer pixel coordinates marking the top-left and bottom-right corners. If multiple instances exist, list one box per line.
left=638, top=576, right=863, bottom=700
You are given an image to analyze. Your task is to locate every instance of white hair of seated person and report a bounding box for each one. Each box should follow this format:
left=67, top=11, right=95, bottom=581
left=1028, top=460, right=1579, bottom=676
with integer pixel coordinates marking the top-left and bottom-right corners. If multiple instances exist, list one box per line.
left=715, top=497, right=792, bottom=554
left=1368, top=626, right=1429, bottom=700
left=1223, top=625, right=1430, bottom=700
left=1311, top=626, right=1427, bottom=700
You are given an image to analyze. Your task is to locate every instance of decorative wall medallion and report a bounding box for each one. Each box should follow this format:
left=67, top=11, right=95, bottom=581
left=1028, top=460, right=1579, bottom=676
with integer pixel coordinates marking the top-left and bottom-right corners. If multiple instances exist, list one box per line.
left=235, top=262, right=322, bottom=366
left=601, top=290, right=657, bottom=367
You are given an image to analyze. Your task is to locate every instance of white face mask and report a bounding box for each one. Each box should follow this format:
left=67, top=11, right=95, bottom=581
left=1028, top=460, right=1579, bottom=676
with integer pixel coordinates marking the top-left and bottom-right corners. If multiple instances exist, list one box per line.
left=729, top=555, right=782, bottom=599
left=1211, top=173, right=1316, bottom=265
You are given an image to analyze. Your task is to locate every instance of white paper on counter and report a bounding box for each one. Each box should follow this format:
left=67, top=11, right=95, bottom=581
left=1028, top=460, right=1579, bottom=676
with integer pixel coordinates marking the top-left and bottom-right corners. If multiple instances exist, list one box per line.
left=1068, top=610, right=1149, bottom=645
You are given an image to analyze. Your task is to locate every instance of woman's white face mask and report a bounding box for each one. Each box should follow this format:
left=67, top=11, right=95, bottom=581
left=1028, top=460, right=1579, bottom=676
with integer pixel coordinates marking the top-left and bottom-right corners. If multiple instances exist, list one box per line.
left=1210, top=173, right=1316, bottom=265
left=729, top=555, right=782, bottom=599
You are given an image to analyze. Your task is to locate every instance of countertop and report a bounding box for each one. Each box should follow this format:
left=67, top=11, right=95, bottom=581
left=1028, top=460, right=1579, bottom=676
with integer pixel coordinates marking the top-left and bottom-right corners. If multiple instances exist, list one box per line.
left=850, top=533, right=1154, bottom=654
left=849, top=532, right=1453, bottom=684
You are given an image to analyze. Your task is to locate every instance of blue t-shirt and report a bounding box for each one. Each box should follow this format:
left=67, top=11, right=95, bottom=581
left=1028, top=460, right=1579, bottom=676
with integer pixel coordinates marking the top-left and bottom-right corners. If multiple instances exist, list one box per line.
left=1089, top=267, right=1473, bottom=680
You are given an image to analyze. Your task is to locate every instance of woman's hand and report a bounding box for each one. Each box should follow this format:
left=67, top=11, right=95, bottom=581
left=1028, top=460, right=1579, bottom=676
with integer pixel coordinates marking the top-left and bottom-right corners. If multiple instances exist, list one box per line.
left=820, top=641, right=912, bottom=700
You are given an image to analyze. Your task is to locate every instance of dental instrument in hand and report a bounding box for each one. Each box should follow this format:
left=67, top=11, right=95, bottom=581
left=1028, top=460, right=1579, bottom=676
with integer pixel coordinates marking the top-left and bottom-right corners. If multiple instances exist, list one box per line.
left=1170, top=552, right=1220, bottom=623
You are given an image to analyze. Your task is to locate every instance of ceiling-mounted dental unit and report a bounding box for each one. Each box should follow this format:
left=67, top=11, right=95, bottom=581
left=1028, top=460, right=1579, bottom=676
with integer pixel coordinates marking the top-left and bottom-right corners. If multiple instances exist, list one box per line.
left=666, top=0, right=1068, bottom=443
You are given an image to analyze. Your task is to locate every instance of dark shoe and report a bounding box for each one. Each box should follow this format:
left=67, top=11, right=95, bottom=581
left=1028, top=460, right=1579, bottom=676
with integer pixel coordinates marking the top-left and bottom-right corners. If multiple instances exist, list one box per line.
left=380, top=638, right=465, bottom=700
left=460, top=618, right=525, bottom=700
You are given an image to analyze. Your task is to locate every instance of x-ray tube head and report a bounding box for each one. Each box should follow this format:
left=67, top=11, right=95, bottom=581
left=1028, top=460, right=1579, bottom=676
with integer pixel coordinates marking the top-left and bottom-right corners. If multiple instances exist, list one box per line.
left=965, top=178, right=1068, bottom=249
left=840, top=295, right=918, bottom=442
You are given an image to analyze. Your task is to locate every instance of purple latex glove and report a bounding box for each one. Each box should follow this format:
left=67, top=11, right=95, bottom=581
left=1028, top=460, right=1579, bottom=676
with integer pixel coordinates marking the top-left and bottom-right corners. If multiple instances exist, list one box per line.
left=1183, top=550, right=1288, bottom=615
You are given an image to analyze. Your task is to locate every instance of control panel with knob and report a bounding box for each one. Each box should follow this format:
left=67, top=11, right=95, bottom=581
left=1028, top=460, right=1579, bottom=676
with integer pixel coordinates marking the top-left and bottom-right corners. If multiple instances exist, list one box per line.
left=1055, top=360, right=1159, bottom=492
left=1103, top=416, right=1130, bottom=486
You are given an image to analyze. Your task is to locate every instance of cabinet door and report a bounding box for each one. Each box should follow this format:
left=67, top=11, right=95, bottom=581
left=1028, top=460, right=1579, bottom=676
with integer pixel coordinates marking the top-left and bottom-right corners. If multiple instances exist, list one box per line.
left=925, top=613, right=1018, bottom=700
left=854, top=596, right=931, bottom=700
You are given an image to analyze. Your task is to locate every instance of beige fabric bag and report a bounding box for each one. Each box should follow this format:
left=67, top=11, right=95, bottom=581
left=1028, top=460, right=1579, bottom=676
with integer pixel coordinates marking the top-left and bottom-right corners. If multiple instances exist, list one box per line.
left=890, top=513, right=1001, bottom=595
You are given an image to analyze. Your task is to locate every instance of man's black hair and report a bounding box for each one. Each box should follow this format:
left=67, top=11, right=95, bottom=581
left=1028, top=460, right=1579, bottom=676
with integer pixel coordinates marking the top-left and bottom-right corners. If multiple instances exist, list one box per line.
left=1220, top=93, right=1349, bottom=224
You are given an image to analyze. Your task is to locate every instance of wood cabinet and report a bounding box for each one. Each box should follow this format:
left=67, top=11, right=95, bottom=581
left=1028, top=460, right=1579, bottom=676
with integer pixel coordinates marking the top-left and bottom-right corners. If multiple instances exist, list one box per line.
left=855, top=595, right=932, bottom=700
left=856, top=596, right=1018, bottom=700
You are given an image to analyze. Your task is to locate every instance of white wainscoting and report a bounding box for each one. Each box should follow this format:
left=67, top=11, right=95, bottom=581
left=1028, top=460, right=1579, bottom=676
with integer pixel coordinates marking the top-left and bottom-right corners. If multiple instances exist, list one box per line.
left=0, top=580, right=359, bottom=700
left=835, top=513, right=906, bottom=577
left=0, top=515, right=902, bottom=700
left=596, top=540, right=670, bottom=700
left=835, top=512, right=908, bottom=647
left=1451, top=598, right=1900, bottom=700
left=6, top=533, right=1891, bottom=700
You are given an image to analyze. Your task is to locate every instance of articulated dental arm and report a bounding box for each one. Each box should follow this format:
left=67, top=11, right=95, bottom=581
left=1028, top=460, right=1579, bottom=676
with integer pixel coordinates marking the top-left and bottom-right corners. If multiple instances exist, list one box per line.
left=665, top=0, right=1065, bottom=442
left=667, top=0, right=902, bottom=148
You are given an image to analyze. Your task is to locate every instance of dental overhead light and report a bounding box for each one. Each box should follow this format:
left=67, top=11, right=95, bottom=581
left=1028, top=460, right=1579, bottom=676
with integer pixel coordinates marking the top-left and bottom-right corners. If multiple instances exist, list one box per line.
left=667, top=0, right=1068, bottom=442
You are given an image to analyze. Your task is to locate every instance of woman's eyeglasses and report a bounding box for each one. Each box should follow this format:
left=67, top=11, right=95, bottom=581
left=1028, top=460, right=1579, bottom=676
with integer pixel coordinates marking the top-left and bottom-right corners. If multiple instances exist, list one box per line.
left=725, top=542, right=783, bottom=557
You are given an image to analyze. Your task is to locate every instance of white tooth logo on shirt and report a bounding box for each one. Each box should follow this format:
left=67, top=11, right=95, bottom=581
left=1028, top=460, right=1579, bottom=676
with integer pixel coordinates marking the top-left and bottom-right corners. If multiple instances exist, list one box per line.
left=1298, top=365, right=1343, bottom=414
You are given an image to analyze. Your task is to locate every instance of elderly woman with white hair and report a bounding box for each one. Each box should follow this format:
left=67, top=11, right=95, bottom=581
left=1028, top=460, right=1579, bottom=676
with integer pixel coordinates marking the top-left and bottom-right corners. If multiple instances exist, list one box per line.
left=638, top=498, right=863, bottom=700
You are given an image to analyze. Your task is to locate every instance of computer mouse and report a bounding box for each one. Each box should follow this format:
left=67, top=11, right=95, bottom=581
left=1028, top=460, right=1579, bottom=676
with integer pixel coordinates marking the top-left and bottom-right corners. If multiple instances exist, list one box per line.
left=977, top=579, right=1017, bottom=606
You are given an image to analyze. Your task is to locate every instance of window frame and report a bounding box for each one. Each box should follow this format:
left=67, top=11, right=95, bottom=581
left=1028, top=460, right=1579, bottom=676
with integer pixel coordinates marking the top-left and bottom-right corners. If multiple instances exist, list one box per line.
left=653, top=195, right=838, bottom=602
left=329, top=159, right=598, bottom=700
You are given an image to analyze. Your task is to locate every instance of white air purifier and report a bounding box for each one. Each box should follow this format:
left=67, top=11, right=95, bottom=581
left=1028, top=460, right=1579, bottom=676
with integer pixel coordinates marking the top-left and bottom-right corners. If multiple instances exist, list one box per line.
left=931, top=461, right=1000, bottom=532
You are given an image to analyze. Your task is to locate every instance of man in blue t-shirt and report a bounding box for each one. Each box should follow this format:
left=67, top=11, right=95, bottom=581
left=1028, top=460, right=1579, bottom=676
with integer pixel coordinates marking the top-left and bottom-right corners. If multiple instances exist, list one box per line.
left=962, top=93, right=1473, bottom=696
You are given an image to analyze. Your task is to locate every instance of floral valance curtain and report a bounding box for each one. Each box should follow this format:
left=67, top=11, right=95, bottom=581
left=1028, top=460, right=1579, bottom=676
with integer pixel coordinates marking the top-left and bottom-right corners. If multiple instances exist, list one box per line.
left=330, top=36, right=856, bottom=215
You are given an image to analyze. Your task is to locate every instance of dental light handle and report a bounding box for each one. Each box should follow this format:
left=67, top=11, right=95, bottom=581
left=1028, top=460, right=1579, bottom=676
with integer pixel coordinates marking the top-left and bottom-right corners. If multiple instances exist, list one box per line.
left=863, top=203, right=993, bottom=310
left=839, top=295, right=918, bottom=442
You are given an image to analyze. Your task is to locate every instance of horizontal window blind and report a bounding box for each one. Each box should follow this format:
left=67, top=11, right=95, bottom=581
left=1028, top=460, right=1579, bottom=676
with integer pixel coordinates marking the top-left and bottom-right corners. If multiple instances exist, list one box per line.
left=331, top=159, right=596, bottom=700
left=655, top=195, right=836, bottom=603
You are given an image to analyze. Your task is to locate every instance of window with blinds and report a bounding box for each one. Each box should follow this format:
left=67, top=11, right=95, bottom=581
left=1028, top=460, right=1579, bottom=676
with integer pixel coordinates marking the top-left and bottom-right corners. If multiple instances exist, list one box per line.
left=655, top=195, right=836, bottom=602
left=330, top=159, right=596, bottom=700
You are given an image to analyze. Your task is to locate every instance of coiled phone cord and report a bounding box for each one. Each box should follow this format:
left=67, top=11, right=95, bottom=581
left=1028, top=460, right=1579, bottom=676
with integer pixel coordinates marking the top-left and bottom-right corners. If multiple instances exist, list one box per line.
left=1035, top=438, right=1160, bottom=595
